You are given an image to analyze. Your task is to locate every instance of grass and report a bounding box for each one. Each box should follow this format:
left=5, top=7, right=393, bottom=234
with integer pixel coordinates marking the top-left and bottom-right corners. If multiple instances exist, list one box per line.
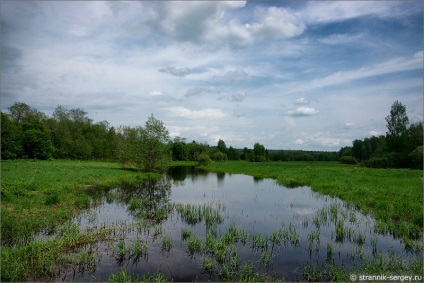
left=200, top=161, right=423, bottom=241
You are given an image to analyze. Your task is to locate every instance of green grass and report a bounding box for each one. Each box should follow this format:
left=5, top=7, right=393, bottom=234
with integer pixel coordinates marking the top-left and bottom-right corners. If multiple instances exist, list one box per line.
left=200, top=161, right=423, bottom=241
left=1, top=160, right=153, bottom=246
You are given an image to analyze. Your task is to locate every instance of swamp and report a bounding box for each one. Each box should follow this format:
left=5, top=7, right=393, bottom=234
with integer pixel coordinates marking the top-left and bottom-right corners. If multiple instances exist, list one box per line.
left=2, top=161, right=421, bottom=282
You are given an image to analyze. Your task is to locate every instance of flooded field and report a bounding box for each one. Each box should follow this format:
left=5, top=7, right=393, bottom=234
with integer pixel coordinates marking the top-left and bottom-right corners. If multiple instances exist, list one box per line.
left=55, top=166, right=422, bottom=281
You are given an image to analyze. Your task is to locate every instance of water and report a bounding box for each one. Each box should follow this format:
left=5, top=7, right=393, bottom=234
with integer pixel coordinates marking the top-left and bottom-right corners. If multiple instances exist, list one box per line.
left=55, top=166, right=421, bottom=281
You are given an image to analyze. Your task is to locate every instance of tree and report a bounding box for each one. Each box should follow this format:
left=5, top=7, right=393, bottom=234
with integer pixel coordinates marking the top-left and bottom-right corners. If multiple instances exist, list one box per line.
left=217, top=139, right=227, bottom=154
left=21, top=120, right=53, bottom=159
left=385, top=101, right=409, bottom=152
left=171, top=140, right=188, bottom=161
left=250, top=142, right=267, bottom=162
left=138, top=114, right=171, bottom=172
left=1, top=112, right=23, bottom=159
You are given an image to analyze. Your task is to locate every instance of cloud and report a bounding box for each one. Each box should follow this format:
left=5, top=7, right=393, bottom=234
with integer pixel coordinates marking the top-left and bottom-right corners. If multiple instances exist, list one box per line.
left=149, top=90, right=163, bottom=97
left=224, top=69, right=249, bottom=82
left=166, top=106, right=227, bottom=119
left=158, top=66, right=191, bottom=77
left=185, top=86, right=219, bottom=98
left=294, top=97, right=309, bottom=105
left=231, top=91, right=246, bottom=102
left=284, top=52, right=423, bottom=94
left=319, top=33, right=364, bottom=45
left=287, top=106, right=319, bottom=117
left=206, top=6, right=306, bottom=47
left=299, top=1, right=414, bottom=24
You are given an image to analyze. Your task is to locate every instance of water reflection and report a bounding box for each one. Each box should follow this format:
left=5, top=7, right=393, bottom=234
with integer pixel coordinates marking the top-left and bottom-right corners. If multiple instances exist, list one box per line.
left=59, top=167, right=422, bottom=282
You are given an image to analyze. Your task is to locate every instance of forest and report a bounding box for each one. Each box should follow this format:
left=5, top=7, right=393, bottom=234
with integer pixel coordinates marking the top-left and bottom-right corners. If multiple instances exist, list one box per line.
left=1, top=101, right=422, bottom=169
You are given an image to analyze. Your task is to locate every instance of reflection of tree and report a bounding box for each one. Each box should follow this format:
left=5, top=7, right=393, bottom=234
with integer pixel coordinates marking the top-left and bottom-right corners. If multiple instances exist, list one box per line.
left=120, top=175, right=172, bottom=223
left=167, top=166, right=188, bottom=182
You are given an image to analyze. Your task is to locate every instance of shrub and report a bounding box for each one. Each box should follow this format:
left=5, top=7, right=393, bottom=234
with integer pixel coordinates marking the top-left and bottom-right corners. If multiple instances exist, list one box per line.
left=197, top=153, right=212, bottom=166
left=211, top=151, right=228, bottom=162
left=339, top=156, right=358, bottom=165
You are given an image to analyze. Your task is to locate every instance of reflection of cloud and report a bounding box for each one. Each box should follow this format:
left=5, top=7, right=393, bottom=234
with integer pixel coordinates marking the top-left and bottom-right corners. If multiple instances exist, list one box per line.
left=293, top=207, right=316, bottom=216
left=158, top=66, right=191, bottom=77
left=287, top=106, right=319, bottom=117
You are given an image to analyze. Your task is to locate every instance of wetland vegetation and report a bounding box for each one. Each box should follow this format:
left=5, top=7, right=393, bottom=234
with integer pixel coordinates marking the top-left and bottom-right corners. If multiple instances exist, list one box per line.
left=1, top=161, right=423, bottom=282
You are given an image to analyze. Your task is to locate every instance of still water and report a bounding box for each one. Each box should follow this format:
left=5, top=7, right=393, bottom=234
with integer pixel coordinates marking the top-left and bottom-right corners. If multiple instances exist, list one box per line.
left=58, top=166, right=421, bottom=281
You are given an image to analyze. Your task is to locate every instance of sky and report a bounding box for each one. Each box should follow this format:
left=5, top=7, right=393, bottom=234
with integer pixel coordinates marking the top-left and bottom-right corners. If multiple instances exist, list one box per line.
left=1, top=1, right=423, bottom=151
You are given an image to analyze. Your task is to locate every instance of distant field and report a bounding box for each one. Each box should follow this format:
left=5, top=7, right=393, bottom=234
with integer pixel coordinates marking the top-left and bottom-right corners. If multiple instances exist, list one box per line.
left=201, top=161, right=423, bottom=242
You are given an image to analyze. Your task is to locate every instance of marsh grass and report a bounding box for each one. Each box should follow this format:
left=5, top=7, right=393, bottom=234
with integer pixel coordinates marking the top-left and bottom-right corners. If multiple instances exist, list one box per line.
left=200, top=161, right=423, bottom=241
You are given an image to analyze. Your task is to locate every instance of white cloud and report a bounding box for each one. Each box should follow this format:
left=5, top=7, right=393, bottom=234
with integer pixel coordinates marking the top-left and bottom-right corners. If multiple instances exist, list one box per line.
left=166, top=106, right=227, bottom=119
left=319, top=33, right=363, bottom=45
left=149, top=91, right=163, bottom=97
left=294, top=97, right=309, bottom=105
left=368, top=130, right=383, bottom=136
left=299, top=1, right=410, bottom=24
left=287, top=106, right=319, bottom=117
left=284, top=52, right=423, bottom=94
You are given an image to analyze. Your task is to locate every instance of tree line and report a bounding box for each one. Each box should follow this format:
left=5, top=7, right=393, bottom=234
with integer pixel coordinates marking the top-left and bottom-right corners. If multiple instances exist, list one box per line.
left=0, top=102, right=269, bottom=170
left=338, top=101, right=423, bottom=169
left=2, top=100, right=422, bottom=170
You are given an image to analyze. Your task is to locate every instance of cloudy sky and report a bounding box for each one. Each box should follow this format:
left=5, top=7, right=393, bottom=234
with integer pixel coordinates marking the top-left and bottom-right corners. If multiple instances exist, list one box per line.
left=1, top=1, right=422, bottom=150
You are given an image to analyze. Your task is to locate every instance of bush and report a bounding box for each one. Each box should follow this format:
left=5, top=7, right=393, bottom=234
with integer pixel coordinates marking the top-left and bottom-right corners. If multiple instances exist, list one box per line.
left=339, top=156, right=358, bottom=165
left=211, top=151, right=227, bottom=162
left=197, top=153, right=212, bottom=166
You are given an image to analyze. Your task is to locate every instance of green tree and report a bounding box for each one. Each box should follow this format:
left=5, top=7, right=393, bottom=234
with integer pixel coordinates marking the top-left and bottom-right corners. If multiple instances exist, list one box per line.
left=8, top=102, right=46, bottom=123
left=385, top=101, right=409, bottom=153
left=21, top=120, right=53, bottom=159
left=217, top=139, right=227, bottom=154
left=137, top=114, right=171, bottom=172
left=227, top=146, right=240, bottom=160
left=171, top=138, right=188, bottom=161
left=250, top=142, right=267, bottom=162
left=1, top=112, right=23, bottom=159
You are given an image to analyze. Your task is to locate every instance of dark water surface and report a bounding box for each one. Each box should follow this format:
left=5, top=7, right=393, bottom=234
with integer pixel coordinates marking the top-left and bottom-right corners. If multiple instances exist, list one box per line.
left=57, top=166, right=421, bottom=281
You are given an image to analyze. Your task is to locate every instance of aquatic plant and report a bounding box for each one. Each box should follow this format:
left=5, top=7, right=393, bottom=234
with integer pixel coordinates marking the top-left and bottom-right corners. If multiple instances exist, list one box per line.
left=161, top=236, right=172, bottom=252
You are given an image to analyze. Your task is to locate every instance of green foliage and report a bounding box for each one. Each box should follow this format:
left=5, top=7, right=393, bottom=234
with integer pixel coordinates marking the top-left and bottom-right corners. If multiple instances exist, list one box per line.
left=339, top=156, right=357, bottom=165
left=171, top=139, right=188, bottom=161
left=115, top=115, right=171, bottom=172
left=211, top=151, right=228, bottom=162
left=409, top=146, right=423, bottom=169
left=340, top=101, right=422, bottom=169
left=250, top=142, right=267, bottom=162
left=385, top=100, right=409, bottom=152
left=217, top=139, right=227, bottom=153
left=197, top=153, right=212, bottom=166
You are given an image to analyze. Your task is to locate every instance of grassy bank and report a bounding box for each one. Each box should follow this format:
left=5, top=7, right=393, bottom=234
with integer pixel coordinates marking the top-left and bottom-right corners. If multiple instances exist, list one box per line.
left=200, top=161, right=423, bottom=243
left=1, top=160, right=156, bottom=246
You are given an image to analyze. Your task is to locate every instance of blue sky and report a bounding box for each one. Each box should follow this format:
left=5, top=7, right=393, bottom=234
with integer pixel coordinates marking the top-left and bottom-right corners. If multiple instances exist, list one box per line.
left=1, top=1, right=422, bottom=150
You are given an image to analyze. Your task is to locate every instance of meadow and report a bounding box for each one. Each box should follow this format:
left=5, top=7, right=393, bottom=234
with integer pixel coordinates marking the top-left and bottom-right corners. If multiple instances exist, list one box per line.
left=1, top=159, right=422, bottom=281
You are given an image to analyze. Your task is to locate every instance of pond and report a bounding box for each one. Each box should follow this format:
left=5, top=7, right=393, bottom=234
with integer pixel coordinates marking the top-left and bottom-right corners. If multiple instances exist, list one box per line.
left=56, top=166, right=422, bottom=281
